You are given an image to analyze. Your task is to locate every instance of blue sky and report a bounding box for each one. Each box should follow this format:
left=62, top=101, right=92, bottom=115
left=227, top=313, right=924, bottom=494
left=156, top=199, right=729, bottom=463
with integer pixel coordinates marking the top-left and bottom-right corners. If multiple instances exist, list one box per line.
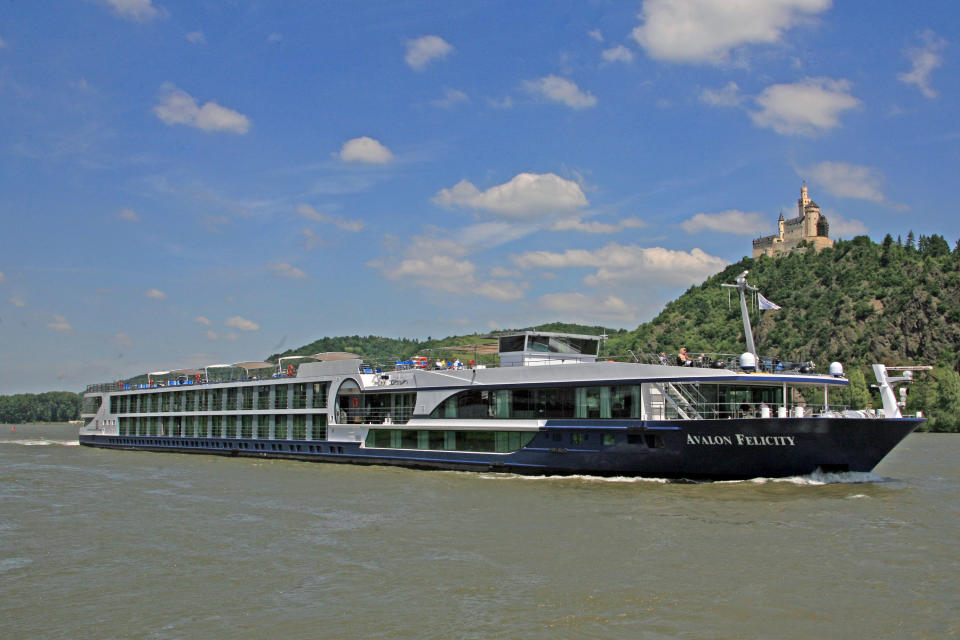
left=1, top=0, right=958, bottom=393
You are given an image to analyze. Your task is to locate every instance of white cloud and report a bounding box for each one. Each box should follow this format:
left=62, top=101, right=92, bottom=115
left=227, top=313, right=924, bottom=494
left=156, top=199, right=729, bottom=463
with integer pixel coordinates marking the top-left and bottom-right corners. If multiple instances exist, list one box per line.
left=153, top=84, right=251, bottom=134
left=700, top=82, right=744, bottom=107
left=680, top=210, right=768, bottom=235
left=588, top=29, right=604, bottom=42
left=10, top=296, right=26, bottom=307
left=338, top=136, right=393, bottom=164
left=99, top=0, right=163, bottom=22
left=475, top=281, right=525, bottom=302
left=632, top=0, right=831, bottom=64
left=266, top=261, right=307, bottom=279
left=524, top=75, right=597, bottom=109
left=432, top=88, right=469, bottom=108
left=110, top=333, right=134, bottom=349
left=824, top=213, right=868, bottom=237
left=602, top=45, right=634, bottom=63
left=225, top=316, right=260, bottom=331
left=804, top=161, right=887, bottom=203
left=47, top=315, right=72, bottom=333
left=513, top=243, right=728, bottom=288
left=433, top=173, right=589, bottom=219
left=750, top=77, right=858, bottom=136
left=538, top=292, right=636, bottom=322
left=297, top=204, right=364, bottom=232
left=0, top=271, right=4, bottom=283
left=118, top=208, right=140, bottom=222
left=487, top=96, right=514, bottom=109
left=205, top=330, right=219, bottom=341
left=195, top=316, right=212, bottom=326
left=898, top=30, right=947, bottom=99
left=405, top=35, right=453, bottom=70
left=378, top=254, right=524, bottom=302
left=186, top=31, right=206, bottom=44
left=551, top=217, right=647, bottom=234
left=145, top=288, right=167, bottom=300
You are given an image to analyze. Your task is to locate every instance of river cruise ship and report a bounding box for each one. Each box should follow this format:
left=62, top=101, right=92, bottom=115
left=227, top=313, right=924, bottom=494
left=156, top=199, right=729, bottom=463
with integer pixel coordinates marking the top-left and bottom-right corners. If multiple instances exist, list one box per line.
left=79, top=274, right=923, bottom=479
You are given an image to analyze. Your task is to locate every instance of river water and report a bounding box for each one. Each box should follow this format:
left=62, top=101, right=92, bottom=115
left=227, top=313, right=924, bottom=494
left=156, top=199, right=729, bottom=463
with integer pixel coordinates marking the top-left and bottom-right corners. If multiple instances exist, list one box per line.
left=1, top=425, right=957, bottom=639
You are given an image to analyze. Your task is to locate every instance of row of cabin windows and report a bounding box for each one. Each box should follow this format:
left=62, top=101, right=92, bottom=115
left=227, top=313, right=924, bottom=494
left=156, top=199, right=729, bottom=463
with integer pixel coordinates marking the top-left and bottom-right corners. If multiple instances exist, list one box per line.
left=108, top=383, right=329, bottom=414
left=364, top=429, right=536, bottom=453
left=117, top=414, right=327, bottom=440
left=430, top=385, right=642, bottom=420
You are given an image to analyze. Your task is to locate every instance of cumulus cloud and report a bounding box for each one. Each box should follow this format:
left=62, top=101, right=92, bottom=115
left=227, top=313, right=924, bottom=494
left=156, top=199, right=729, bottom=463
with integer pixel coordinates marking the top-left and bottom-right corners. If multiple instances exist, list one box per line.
left=632, top=0, right=831, bottom=64
left=110, top=333, right=134, bottom=349
left=186, top=31, right=206, bottom=44
left=824, top=213, right=868, bottom=237
left=338, top=136, right=393, bottom=164
left=266, top=261, right=307, bottom=279
left=145, top=288, right=167, bottom=300
left=195, top=316, right=212, bottom=326
left=377, top=254, right=524, bottom=302
left=804, top=161, right=888, bottom=203
left=551, top=217, right=647, bottom=234
left=680, top=210, right=768, bottom=235
left=225, top=316, right=260, bottom=331
left=431, top=88, right=469, bottom=108
left=700, top=82, right=744, bottom=107
left=433, top=173, right=589, bottom=219
left=513, top=243, right=728, bottom=288
left=153, top=84, right=251, bottom=134
left=602, top=45, right=634, bottom=63
left=118, top=208, right=140, bottom=222
left=47, top=315, right=72, bottom=333
left=588, top=29, right=604, bottom=42
left=99, top=0, right=163, bottom=22
left=538, top=292, right=635, bottom=322
left=297, top=204, right=364, bottom=232
left=405, top=35, right=453, bottom=70
left=524, top=75, right=597, bottom=109
left=898, top=30, right=947, bottom=99
left=750, top=77, right=858, bottom=136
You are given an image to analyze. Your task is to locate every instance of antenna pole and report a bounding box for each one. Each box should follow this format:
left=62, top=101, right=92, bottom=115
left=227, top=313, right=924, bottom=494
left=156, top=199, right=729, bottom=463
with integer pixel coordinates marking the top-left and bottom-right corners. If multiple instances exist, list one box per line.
left=721, top=270, right=758, bottom=357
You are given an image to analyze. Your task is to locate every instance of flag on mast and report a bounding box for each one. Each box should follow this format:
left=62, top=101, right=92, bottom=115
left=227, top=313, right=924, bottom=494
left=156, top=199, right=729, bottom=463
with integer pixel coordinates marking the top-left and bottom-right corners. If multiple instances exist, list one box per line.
left=758, top=293, right=781, bottom=310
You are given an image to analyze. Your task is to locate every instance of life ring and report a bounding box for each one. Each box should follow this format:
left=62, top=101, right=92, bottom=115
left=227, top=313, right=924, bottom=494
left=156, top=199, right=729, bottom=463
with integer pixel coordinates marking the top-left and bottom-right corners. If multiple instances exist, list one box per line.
left=286, top=365, right=295, bottom=376
left=350, top=396, right=359, bottom=409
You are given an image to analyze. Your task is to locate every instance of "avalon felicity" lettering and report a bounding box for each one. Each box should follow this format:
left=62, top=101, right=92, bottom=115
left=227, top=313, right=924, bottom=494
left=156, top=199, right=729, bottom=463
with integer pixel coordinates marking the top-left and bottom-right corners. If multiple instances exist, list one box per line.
left=686, top=434, right=796, bottom=446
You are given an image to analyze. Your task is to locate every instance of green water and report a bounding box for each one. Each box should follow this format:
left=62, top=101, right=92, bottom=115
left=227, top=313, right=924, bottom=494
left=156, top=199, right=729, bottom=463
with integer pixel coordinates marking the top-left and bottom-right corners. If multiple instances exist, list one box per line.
left=1, top=425, right=957, bottom=639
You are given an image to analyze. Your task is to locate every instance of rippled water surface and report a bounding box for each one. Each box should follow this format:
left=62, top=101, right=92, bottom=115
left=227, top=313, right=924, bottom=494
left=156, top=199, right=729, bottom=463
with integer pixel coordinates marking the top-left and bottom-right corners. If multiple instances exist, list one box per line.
left=1, top=425, right=958, bottom=639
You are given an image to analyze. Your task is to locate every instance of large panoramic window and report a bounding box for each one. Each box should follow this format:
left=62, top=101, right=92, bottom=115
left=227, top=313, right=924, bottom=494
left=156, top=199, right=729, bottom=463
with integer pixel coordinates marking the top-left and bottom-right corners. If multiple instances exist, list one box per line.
left=430, top=384, right=642, bottom=420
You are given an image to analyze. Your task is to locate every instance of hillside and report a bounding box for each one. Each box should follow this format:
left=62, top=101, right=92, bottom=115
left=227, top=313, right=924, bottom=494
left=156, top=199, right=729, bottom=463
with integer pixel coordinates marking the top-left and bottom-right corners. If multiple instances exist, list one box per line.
left=607, top=234, right=960, bottom=367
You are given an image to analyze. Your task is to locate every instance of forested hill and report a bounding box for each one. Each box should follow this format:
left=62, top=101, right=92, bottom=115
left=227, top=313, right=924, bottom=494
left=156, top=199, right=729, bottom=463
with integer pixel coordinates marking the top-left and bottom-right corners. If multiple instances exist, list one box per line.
left=605, top=234, right=960, bottom=369
left=267, top=324, right=627, bottom=364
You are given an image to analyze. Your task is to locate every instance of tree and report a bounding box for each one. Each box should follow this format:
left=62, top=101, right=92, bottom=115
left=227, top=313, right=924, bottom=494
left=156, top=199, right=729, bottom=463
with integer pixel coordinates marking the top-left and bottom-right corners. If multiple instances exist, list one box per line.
left=906, top=230, right=916, bottom=250
left=933, top=367, right=960, bottom=432
left=841, top=367, right=871, bottom=409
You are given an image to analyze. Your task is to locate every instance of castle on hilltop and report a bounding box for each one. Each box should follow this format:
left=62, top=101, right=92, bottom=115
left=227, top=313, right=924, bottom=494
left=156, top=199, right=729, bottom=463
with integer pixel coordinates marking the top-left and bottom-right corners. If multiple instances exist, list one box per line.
left=752, top=185, right=833, bottom=258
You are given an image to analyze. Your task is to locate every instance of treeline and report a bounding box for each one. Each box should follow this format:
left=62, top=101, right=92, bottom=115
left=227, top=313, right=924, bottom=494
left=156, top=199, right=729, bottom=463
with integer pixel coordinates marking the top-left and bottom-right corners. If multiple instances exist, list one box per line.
left=0, top=392, right=82, bottom=424
left=268, top=323, right=624, bottom=364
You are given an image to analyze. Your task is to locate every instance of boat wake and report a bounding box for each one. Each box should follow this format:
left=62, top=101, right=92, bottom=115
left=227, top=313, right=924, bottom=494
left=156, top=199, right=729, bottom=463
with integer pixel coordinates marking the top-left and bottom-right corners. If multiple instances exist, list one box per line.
left=478, top=469, right=886, bottom=485
left=0, top=439, right=80, bottom=447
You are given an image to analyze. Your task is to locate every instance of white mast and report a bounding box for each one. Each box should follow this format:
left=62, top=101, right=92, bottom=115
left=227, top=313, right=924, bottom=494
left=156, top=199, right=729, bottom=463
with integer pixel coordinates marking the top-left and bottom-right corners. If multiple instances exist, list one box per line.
left=721, top=270, right=758, bottom=357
